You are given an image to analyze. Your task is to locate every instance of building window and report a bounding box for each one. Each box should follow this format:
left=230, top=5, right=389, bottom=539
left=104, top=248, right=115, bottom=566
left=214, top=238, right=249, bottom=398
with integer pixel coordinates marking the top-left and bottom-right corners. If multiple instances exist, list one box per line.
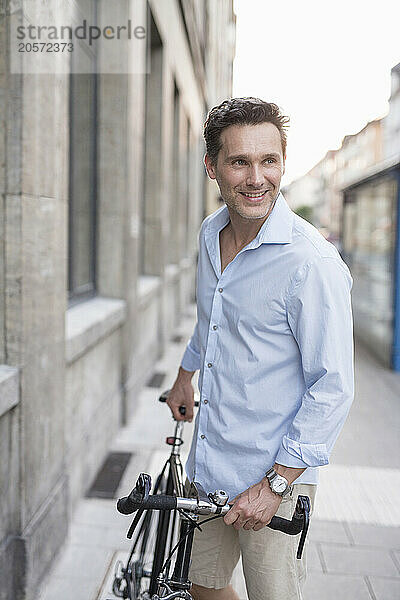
left=169, top=81, right=180, bottom=264
left=140, top=6, right=163, bottom=275
left=184, top=117, right=192, bottom=255
left=68, top=2, right=97, bottom=304
left=343, top=176, right=397, bottom=365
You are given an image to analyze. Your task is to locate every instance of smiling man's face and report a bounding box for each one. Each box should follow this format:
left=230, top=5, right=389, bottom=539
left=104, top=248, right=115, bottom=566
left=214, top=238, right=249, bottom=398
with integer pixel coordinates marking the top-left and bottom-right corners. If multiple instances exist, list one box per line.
left=205, top=122, right=285, bottom=221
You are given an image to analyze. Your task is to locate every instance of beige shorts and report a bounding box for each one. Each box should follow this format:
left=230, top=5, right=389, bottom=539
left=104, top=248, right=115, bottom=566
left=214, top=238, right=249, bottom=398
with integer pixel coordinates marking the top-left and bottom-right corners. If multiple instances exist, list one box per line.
left=188, top=483, right=317, bottom=600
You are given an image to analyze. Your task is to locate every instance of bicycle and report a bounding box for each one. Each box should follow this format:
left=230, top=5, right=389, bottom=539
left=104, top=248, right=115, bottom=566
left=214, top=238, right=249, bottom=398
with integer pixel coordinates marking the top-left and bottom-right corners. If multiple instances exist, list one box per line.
left=111, top=390, right=311, bottom=600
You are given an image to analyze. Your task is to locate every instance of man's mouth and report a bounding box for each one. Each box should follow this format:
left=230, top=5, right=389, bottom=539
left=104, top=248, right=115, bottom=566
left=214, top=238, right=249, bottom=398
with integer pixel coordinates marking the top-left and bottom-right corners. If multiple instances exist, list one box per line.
left=239, top=190, right=268, bottom=200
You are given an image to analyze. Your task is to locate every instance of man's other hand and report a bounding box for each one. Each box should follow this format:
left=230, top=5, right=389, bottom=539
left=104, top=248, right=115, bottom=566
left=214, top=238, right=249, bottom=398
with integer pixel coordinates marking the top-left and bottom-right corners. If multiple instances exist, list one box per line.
left=166, top=367, right=195, bottom=422
left=224, top=477, right=282, bottom=531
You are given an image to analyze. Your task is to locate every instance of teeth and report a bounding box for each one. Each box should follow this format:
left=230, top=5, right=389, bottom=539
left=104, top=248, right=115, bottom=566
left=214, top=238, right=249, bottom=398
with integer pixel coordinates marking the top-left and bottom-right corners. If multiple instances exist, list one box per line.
left=242, top=192, right=265, bottom=198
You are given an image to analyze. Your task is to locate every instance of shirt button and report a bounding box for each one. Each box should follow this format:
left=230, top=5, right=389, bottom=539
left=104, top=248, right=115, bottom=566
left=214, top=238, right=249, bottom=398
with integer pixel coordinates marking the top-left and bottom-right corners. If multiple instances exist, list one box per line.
left=212, top=325, right=218, bottom=330
left=207, top=362, right=212, bottom=368
left=204, top=399, right=209, bottom=404
left=218, top=288, right=223, bottom=293
left=200, top=434, right=205, bottom=439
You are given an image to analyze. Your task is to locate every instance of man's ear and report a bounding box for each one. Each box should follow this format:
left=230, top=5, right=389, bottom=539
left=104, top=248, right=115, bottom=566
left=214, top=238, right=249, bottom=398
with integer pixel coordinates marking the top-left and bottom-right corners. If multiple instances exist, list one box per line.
left=282, top=155, right=286, bottom=176
left=204, top=154, right=217, bottom=180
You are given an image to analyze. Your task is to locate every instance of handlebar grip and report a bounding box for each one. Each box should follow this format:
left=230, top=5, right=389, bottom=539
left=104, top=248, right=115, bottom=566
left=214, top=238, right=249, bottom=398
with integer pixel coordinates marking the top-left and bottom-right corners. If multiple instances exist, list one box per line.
left=267, top=514, right=303, bottom=535
left=117, top=495, right=138, bottom=515
left=117, top=493, right=178, bottom=515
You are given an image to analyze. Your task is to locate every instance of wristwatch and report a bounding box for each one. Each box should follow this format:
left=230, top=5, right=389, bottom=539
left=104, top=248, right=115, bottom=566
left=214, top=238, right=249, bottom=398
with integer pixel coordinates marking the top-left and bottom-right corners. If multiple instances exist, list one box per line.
left=265, top=467, right=291, bottom=497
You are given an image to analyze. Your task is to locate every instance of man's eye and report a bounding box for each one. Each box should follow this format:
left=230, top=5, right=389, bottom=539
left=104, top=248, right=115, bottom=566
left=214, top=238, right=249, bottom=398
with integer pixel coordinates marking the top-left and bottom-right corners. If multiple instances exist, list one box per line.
left=264, top=158, right=276, bottom=164
left=234, top=159, right=246, bottom=165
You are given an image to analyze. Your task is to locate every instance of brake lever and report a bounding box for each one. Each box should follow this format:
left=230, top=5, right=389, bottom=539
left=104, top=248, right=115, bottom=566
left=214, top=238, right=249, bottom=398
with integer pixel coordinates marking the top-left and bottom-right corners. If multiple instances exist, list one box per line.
left=125, top=473, right=152, bottom=539
left=138, top=473, right=151, bottom=502
left=295, top=495, right=311, bottom=559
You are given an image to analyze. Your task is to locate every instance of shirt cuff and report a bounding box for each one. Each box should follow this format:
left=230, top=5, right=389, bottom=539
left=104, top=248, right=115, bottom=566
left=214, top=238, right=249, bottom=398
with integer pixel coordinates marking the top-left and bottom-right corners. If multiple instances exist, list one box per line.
left=275, top=437, right=329, bottom=468
left=181, top=344, right=201, bottom=372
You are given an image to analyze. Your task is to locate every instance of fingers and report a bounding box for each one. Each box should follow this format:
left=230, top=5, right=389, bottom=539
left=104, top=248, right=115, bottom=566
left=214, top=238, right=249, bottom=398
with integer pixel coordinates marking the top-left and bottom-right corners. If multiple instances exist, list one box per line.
left=224, top=500, right=269, bottom=531
left=223, top=506, right=238, bottom=526
left=224, top=507, right=253, bottom=530
left=243, top=520, right=257, bottom=530
left=165, top=377, right=195, bottom=422
left=226, top=512, right=261, bottom=531
left=184, top=398, right=194, bottom=422
left=170, top=403, right=185, bottom=421
left=168, top=401, right=187, bottom=421
left=166, top=394, right=194, bottom=422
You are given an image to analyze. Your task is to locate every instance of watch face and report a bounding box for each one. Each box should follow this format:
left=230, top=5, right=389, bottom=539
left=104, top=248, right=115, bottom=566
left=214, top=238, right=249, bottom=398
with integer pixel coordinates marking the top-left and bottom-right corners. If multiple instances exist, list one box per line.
left=273, top=478, right=287, bottom=493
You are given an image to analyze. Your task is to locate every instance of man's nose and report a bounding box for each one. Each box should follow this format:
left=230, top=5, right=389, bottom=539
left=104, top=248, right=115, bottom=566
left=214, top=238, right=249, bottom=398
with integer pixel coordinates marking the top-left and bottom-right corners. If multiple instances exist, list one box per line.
left=246, top=164, right=264, bottom=187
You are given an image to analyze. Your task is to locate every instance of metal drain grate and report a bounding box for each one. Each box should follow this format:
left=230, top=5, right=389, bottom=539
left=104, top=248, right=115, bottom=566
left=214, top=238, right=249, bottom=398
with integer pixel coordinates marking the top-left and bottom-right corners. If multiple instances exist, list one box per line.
left=146, top=371, right=166, bottom=388
left=172, top=334, right=184, bottom=344
left=86, top=452, right=132, bottom=499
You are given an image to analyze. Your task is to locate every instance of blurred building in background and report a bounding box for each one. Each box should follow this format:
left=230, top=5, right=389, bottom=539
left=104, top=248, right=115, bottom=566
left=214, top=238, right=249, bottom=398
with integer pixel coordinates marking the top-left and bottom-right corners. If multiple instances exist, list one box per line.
left=283, top=62, right=400, bottom=370
left=0, top=1, right=235, bottom=598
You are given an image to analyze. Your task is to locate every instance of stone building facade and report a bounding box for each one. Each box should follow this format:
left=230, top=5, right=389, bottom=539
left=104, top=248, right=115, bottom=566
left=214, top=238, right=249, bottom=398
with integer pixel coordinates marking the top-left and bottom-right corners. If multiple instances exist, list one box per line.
left=0, top=1, right=235, bottom=598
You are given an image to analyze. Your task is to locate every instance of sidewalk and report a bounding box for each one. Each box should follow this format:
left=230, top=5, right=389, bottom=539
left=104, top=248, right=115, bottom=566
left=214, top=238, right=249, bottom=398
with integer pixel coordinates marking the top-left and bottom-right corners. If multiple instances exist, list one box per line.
left=38, top=307, right=400, bottom=600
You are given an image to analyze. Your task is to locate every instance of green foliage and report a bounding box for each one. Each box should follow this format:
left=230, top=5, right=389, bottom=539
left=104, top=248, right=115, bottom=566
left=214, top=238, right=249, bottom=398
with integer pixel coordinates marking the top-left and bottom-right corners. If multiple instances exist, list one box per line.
left=295, top=205, right=314, bottom=224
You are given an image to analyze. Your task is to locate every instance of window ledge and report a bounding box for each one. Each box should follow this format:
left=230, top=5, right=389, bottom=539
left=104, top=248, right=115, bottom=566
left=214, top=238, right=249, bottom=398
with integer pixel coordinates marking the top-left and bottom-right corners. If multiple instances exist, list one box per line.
left=65, top=296, right=126, bottom=364
left=0, top=365, right=19, bottom=418
left=165, top=263, right=179, bottom=282
left=138, top=275, right=161, bottom=307
left=180, top=257, right=193, bottom=270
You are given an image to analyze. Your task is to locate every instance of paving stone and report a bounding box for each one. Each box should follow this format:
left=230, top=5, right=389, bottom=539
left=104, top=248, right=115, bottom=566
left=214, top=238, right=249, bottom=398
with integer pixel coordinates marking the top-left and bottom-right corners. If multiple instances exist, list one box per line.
left=74, top=497, right=130, bottom=530
left=393, top=550, right=400, bottom=572
left=45, top=543, right=113, bottom=582
left=368, top=575, right=400, bottom=600
left=97, top=550, right=128, bottom=600
left=346, top=522, right=400, bottom=550
left=303, top=572, right=371, bottom=600
left=68, top=522, right=132, bottom=551
left=38, top=575, right=104, bottom=600
left=320, top=543, right=399, bottom=577
left=309, top=519, right=351, bottom=545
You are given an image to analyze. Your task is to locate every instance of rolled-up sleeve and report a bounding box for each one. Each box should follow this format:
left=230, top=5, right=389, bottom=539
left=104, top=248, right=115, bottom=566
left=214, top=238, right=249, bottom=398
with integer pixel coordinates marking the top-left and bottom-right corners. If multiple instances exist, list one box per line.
left=275, top=257, right=354, bottom=469
left=181, top=321, right=201, bottom=372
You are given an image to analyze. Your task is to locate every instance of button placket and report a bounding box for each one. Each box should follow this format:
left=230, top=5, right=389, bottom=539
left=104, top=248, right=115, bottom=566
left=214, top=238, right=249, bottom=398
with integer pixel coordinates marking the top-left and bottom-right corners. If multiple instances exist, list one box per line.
left=199, top=278, right=223, bottom=469
left=203, top=279, right=223, bottom=375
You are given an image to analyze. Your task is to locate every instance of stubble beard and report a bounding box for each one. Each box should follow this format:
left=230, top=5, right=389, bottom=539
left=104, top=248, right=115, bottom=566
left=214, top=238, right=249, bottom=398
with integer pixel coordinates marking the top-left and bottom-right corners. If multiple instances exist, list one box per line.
left=227, top=190, right=279, bottom=221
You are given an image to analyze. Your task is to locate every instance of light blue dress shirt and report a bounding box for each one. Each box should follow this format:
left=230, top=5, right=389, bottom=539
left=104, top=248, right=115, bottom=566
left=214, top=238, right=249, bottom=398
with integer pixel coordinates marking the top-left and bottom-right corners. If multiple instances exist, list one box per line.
left=181, top=193, right=354, bottom=500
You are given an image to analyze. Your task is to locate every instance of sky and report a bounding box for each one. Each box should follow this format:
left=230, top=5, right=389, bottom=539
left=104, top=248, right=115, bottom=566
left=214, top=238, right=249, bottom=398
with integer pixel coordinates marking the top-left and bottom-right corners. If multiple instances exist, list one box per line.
left=233, top=0, right=400, bottom=185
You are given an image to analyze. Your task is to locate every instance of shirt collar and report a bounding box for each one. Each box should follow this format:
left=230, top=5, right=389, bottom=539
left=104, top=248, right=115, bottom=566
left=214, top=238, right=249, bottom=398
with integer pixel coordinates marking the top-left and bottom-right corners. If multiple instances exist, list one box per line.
left=204, top=192, right=294, bottom=245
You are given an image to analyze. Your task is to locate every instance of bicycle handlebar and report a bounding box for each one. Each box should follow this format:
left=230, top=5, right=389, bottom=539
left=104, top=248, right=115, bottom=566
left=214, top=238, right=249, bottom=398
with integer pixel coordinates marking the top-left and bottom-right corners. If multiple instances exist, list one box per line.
left=118, top=492, right=304, bottom=535
left=117, top=473, right=311, bottom=559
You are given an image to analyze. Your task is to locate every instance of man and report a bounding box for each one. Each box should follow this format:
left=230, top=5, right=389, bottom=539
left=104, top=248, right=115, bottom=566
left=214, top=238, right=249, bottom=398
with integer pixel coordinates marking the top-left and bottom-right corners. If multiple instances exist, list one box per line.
left=166, top=98, right=354, bottom=600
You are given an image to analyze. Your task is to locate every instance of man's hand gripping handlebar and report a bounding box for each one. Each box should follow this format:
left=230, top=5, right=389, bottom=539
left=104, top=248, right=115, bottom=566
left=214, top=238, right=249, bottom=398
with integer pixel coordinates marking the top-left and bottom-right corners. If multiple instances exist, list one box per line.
left=117, top=474, right=311, bottom=559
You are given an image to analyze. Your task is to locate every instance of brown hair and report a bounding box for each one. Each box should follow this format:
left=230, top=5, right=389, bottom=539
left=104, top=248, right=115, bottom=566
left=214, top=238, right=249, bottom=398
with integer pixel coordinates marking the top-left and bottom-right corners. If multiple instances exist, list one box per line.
left=204, top=97, right=289, bottom=164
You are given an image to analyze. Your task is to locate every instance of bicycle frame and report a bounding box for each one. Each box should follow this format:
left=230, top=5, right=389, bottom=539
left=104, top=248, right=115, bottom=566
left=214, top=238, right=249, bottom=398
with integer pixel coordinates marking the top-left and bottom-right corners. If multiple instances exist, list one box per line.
left=116, top=408, right=197, bottom=599
left=116, top=393, right=311, bottom=599
left=149, top=418, right=189, bottom=597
